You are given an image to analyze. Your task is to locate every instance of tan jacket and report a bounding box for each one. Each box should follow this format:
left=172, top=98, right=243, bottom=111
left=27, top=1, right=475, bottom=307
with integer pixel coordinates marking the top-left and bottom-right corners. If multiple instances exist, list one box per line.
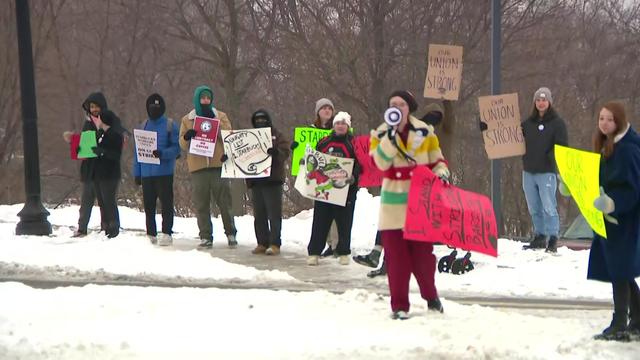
left=179, top=109, right=233, bottom=172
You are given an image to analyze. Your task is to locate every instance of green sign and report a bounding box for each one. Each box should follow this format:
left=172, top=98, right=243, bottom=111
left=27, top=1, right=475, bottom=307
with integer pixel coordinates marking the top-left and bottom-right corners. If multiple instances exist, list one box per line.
left=291, top=127, right=332, bottom=175
left=78, top=130, right=98, bottom=159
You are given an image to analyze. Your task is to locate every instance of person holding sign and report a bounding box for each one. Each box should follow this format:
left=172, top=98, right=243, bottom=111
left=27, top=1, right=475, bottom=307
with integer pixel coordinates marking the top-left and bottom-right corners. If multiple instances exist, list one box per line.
left=587, top=101, right=640, bottom=341
left=246, top=110, right=291, bottom=256
left=306, top=112, right=359, bottom=266
left=370, top=90, right=450, bottom=320
left=133, top=94, right=180, bottom=246
left=520, top=87, right=568, bottom=252
left=90, top=110, right=123, bottom=239
left=179, top=85, right=237, bottom=249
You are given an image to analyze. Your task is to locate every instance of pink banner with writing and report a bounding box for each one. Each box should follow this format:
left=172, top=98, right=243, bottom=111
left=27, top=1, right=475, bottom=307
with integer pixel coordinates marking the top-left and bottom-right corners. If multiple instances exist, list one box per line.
left=403, top=166, right=498, bottom=257
left=353, top=135, right=383, bottom=188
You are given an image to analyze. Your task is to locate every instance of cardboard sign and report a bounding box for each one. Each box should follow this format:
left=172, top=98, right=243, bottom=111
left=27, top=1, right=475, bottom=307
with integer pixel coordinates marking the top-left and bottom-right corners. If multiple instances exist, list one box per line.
left=478, top=93, right=525, bottom=159
left=423, top=44, right=463, bottom=100
left=189, top=116, right=220, bottom=157
left=404, top=166, right=498, bottom=257
left=555, top=145, right=606, bottom=238
left=70, top=133, right=80, bottom=160
left=77, top=130, right=97, bottom=159
left=294, top=147, right=355, bottom=206
left=290, top=127, right=332, bottom=175
left=133, top=129, right=160, bottom=165
left=353, top=135, right=383, bottom=187
left=220, top=128, right=273, bottom=178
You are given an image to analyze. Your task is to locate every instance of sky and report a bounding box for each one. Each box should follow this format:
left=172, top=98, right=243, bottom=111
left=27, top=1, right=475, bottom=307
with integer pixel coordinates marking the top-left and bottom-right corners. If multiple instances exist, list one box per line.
left=0, top=190, right=638, bottom=359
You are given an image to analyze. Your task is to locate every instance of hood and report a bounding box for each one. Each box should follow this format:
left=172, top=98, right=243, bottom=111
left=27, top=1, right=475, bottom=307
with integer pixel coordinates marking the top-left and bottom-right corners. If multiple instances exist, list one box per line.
left=251, top=109, right=272, bottom=128
left=82, top=92, right=108, bottom=114
left=146, top=93, right=166, bottom=120
left=192, top=85, right=214, bottom=116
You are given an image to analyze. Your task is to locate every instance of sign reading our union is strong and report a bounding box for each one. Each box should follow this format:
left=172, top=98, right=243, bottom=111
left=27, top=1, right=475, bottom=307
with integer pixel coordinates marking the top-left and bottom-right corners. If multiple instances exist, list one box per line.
left=478, top=93, right=525, bottom=159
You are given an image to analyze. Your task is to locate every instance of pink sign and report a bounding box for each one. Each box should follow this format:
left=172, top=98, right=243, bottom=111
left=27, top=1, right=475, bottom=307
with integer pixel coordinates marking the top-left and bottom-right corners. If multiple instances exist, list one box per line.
left=70, top=133, right=80, bottom=160
left=353, top=135, right=383, bottom=188
left=403, top=166, right=498, bottom=257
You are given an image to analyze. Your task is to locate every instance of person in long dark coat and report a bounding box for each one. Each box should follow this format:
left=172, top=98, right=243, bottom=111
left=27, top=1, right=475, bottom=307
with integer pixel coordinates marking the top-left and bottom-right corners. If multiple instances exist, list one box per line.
left=588, top=101, right=640, bottom=341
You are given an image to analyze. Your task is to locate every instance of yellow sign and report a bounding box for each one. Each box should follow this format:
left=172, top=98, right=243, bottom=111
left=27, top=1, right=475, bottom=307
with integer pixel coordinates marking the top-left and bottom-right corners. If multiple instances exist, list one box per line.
left=554, top=145, right=606, bottom=238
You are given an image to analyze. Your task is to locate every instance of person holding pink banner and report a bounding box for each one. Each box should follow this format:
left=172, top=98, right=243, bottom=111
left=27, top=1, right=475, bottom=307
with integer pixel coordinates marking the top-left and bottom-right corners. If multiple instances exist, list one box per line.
left=179, top=85, right=237, bottom=249
left=370, top=90, right=450, bottom=320
left=588, top=101, right=640, bottom=341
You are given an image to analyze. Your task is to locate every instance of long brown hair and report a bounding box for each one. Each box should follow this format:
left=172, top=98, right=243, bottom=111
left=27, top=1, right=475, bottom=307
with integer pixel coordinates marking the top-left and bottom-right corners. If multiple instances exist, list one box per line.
left=592, top=101, right=628, bottom=158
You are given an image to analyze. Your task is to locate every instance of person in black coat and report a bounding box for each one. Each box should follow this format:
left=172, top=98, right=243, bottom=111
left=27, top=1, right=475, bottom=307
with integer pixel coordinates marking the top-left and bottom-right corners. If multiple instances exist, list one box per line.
left=587, top=101, right=640, bottom=341
left=91, top=110, right=123, bottom=238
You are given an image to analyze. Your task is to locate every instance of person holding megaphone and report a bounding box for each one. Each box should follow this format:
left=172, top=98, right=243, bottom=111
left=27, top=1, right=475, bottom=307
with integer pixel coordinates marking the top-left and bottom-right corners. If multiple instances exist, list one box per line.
left=370, top=90, right=450, bottom=320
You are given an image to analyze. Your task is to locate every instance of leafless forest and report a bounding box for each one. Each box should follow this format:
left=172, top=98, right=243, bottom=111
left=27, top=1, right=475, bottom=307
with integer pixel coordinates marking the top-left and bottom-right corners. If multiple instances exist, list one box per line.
left=1, top=0, right=639, bottom=237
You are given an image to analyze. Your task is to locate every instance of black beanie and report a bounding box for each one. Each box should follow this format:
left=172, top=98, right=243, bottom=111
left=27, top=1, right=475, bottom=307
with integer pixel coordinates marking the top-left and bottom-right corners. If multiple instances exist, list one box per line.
left=388, top=90, right=418, bottom=113
left=251, top=109, right=272, bottom=128
left=100, top=110, right=117, bottom=126
left=146, top=93, right=166, bottom=119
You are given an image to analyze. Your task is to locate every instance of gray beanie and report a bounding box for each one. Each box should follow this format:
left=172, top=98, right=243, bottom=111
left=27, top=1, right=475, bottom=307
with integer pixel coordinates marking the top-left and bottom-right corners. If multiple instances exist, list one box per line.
left=533, top=87, right=553, bottom=104
left=314, top=98, right=334, bottom=116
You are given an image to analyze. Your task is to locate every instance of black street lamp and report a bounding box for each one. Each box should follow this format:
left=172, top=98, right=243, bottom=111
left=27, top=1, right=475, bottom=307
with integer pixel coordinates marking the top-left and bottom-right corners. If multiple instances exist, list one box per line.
left=14, top=0, right=52, bottom=236
left=491, top=0, right=503, bottom=235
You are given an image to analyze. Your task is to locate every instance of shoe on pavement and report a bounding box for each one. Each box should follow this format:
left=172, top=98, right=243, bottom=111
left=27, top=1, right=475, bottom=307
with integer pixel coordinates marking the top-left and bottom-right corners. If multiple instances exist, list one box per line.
left=338, top=255, right=350, bottom=265
left=427, top=298, right=444, bottom=313
left=157, top=233, right=173, bottom=246
left=321, top=246, right=334, bottom=258
left=353, top=249, right=381, bottom=268
left=545, top=235, right=558, bottom=253
left=391, top=311, right=409, bottom=320
left=252, top=244, right=267, bottom=254
left=227, top=234, right=238, bottom=249
left=72, top=230, right=87, bottom=238
left=148, top=235, right=157, bottom=245
left=522, top=234, right=547, bottom=250
left=198, top=238, right=213, bottom=249
left=367, top=260, right=387, bottom=278
left=265, top=245, right=280, bottom=256
left=307, top=255, right=319, bottom=266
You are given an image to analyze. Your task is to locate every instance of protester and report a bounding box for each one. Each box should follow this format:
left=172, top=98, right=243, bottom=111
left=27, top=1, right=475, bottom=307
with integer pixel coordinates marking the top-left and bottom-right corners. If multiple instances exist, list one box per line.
left=587, top=101, right=640, bottom=341
left=179, top=85, right=237, bottom=249
left=246, top=109, right=291, bottom=255
left=133, top=94, right=180, bottom=246
left=370, top=90, right=449, bottom=319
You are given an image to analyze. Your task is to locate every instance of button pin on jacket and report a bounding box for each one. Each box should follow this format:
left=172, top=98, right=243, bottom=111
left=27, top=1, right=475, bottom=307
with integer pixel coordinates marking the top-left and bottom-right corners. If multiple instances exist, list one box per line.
left=538, top=124, right=545, bottom=131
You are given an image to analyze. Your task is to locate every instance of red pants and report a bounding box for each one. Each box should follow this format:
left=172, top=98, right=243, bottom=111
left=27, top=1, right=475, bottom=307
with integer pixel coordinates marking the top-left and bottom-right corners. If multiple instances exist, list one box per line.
left=382, top=229, right=438, bottom=312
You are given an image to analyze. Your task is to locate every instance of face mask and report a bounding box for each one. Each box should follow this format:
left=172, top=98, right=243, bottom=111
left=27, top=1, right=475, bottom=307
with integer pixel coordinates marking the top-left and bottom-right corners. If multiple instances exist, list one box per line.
left=253, top=117, right=270, bottom=128
left=148, top=105, right=163, bottom=119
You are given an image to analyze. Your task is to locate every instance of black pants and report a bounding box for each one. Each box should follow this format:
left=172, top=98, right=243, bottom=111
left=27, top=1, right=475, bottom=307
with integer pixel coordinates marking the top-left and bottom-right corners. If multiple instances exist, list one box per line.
left=251, top=183, right=283, bottom=247
left=94, top=179, right=120, bottom=237
left=78, top=180, right=105, bottom=233
left=142, top=175, right=174, bottom=236
left=308, top=197, right=356, bottom=256
left=374, top=231, right=382, bottom=246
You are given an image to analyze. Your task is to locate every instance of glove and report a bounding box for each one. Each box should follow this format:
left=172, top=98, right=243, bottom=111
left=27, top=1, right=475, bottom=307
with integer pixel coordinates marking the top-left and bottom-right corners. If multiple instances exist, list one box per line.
left=290, top=141, right=299, bottom=150
left=220, top=153, right=228, bottom=162
left=134, top=177, right=142, bottom=186
left=558, top=178, right=571, bottom=197
left=63, top=131, right=74, bottom=143
left=152, top=149, right=161, bottom=158
left=386, top=127, right=396, bottom=140
left=76, top=146, right=81, bottom=155
left=183, top=129, right=197, bottom=141
left=267, top=147, right=277, bottom=156
left=92, top=146, right=105, bottom=156
left=345, top=176, right=355, bottom=185
left=478, top=118, right=488, bottom=132
left=594, top=186, right=615, bottom=214
left=438, top=173, right=450, bottom=185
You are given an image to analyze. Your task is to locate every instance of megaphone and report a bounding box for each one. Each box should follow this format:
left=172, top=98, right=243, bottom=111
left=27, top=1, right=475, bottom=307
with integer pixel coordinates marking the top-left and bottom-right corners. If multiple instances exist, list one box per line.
left=384, top=107, right=402, bottom=127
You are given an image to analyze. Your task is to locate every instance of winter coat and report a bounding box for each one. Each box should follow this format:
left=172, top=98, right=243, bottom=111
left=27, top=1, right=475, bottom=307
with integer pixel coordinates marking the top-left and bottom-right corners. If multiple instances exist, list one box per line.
left=92, top=126, right=123, bottom=180
left=370, top=115, right=449, bottom=230
left=521, top=107, right=568, bottom=173
left=79, top=92, right=108, bottom=182
left=315, top=131, right=360, bottom=200
left=245, top=112, right=291, bottom=188
left=132, top=116, right=180, bottom=178
left=587, top=126, right=640, bottom=282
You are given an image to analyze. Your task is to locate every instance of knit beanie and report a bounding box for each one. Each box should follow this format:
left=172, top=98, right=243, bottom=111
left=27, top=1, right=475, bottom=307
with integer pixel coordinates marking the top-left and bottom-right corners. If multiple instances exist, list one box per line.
left=533, top=87, right=553, bottom=105
left=388, top=90, right=418, bottom=113
left=314, top=98, right=335, bottom=116
left=332, top=111, right=352, bottom=127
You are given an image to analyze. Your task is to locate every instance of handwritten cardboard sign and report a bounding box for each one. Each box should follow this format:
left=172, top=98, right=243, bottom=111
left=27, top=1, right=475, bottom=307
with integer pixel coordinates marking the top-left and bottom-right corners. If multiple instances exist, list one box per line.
left=290, top=127, right=332, bottom=176
left=133, top=129, right=160, bottom=165
left=294, top=147, right=355, bottom=206
left=220, top=128, right=273, bottom=178
left=353, top=135, right=383, bottom=187
left=555, top=145, right=606, bottom=238
left=189, top=116, right=220, bottom=157
left=478, top=93, right=525, bottom=159
left=423, top=44, right=463, bottom=100
left=77, top=130, right=97, bottom=159
left=404, top=166, right=498, bottom=257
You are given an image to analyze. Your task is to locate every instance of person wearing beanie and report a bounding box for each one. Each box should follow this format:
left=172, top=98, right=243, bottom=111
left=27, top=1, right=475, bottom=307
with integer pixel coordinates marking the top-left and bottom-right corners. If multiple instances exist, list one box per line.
left=90, top=109, right=123, bottom=238
left=313, top=98, right=335, bottom=129
left=306, top=111, right=360, bottom=266
left=521, top=87, right=568, bottom=253
left=132, top=93, right=180, bottom=246
left=370, top=90, right=450, bottom=319
left=179, top=85, right=237, bottom=249
left=246, top=109, right=291, bottom=256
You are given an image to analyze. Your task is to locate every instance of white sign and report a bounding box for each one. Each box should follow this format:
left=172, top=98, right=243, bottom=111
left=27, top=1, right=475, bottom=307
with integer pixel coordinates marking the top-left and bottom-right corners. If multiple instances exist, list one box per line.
left=133, top=129, right=160, bottom=165
left=294, top=146, right=354, bottom=206
left=189, top=116, right=220, bottom=158
left=221, top=128, right=273, bottom=178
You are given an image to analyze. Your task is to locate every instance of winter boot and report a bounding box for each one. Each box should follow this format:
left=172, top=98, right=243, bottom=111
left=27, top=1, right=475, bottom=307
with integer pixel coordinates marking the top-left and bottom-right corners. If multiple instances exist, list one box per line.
left=427, top=298, right=444, bottom=313
left=265, top=245, right=280, bottom=256
left=353, top=249, right=381, bottom=268
left=157, top=233, right=173, bottom=246
left=522, top=234, right=547, bottom=250
left=321, top=246, right=334, bottom=258
left=227, top=234, right=238, bottom=249
left=72, top=230, right=87, bottom=238
left=252, top=244, right=267, bottom=254
left=545, top=236, right=558, bottom=253
left=595, top=282, right=631, bottom=341
left=367, top=259, right=387, bottom=278
left=306, top=255, right=319, bottom=266
left=391, top=310, right=409, bottom=320
left=628, top=280, right=640, bottom=335
left=198, top=238, right=213, bottom=249
left=338, top=255, right=350, bottom=265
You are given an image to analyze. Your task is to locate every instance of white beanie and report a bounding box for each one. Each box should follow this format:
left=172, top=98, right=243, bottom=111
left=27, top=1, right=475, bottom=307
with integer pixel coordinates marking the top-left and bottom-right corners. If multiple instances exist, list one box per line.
left=315, top=98, right=334, bottom=115
left=533, top=87, right=553, bottom=104
left=333, top=111, right=351, bottom=127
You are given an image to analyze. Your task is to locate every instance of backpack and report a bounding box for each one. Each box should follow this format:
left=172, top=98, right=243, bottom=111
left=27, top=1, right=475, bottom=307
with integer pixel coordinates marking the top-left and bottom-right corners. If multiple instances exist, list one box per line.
left=139, top=118, right=181, bottom=159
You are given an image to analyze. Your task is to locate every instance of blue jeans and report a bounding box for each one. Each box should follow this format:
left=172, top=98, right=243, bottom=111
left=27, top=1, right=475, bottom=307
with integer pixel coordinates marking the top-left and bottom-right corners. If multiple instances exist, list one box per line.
left=522, top=171, right=559, bottom=237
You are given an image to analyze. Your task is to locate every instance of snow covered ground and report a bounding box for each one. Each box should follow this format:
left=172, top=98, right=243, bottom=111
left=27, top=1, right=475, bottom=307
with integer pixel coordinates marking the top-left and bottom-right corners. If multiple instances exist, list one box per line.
left=0, top=190, right=638, bottom=359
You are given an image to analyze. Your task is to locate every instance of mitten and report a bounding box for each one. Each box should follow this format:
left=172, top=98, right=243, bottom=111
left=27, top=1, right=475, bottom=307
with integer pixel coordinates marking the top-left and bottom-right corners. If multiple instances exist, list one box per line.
left=593, top=186, right=615, bottom=214
left=183, top=129, right=197, bottom=141
left=152, top=149, right=161, bottom=158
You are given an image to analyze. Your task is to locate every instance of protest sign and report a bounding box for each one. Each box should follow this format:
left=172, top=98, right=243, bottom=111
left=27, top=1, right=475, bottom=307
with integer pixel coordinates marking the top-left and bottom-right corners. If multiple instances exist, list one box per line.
left=77, top=130, right=97, bottom=159
left=189, top=116, right=220, bottom=157
left=294, top=147, right=355, bottom=206
left=353, top=135, right=383, bottom=187
left=70, top=133, right=80, bottom=160
left=423, top=44, right=463, bottom=100
left=478, top=93, right=525, bottom=159
left=221, top=128, right=273, bottom=178
left=133, top=129, right=160, bottom=165
left=290, top=127, right=332, bottom=176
